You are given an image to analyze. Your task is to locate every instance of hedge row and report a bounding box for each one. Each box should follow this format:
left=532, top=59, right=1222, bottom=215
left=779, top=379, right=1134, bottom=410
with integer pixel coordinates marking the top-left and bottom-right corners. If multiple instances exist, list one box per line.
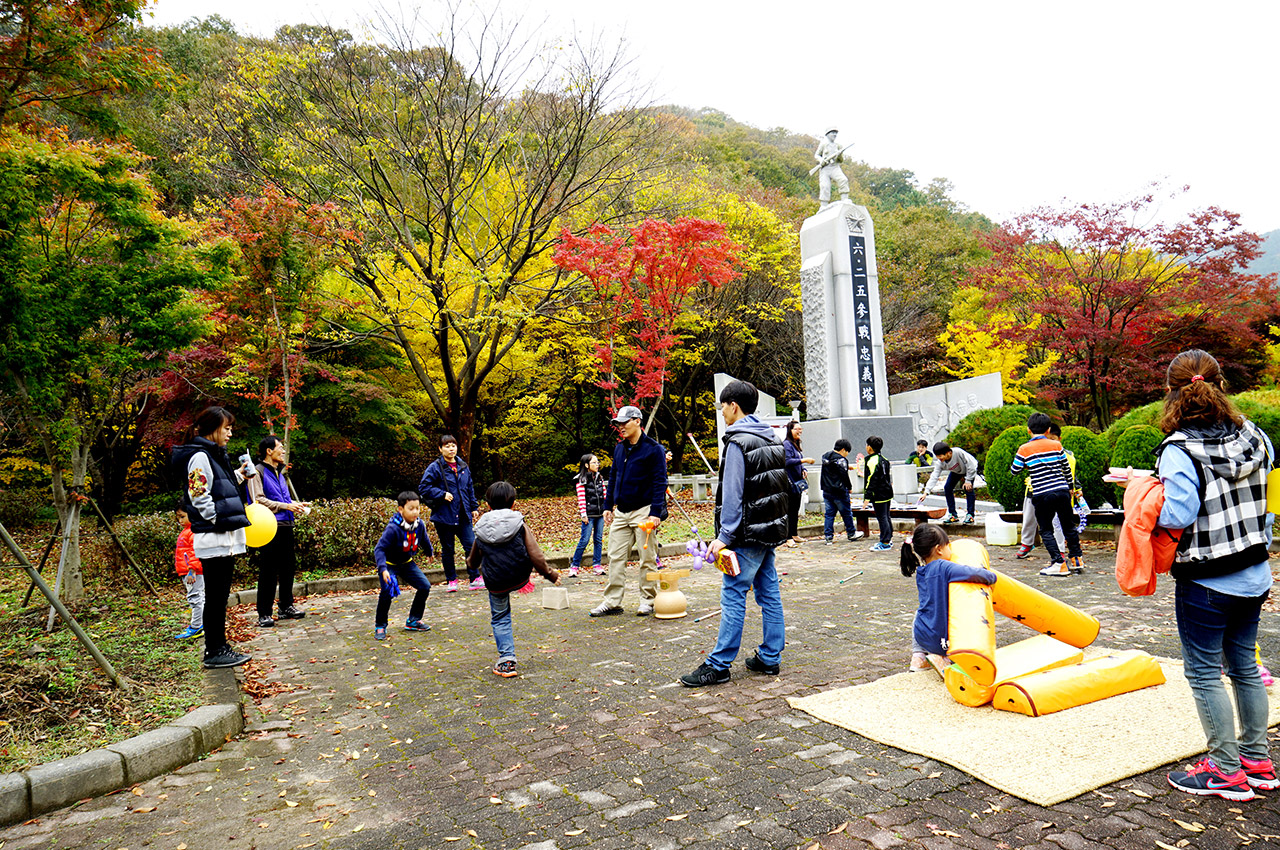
left=112, top=498, right=395, bottom=587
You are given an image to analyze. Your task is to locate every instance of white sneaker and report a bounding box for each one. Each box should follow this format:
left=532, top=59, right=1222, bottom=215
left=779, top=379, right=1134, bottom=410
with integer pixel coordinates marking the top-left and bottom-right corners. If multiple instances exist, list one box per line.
left=636, top=602, right=654, bottom=616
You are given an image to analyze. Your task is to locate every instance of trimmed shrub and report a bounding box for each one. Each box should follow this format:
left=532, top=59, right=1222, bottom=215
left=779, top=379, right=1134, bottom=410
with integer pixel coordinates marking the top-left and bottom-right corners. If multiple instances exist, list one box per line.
left=293, top=498, right=396, bottom=573
left=1110, top=425, right=1165, bottom=503
left=945, top=405, right=1041, bottom=468
left=1235, top=398, right=1280, bottom=453
left=1105, top=391, right=1280, bottom=453
left=982, top=426, right=1030, bottom=511
left=1110, top=425, right=1164, bottom=471
left=111, top=497, right=399, bottom=587
left=1103, top=401, right=1162, bottom=447
left=1060, top=425, right=1110, bottom=508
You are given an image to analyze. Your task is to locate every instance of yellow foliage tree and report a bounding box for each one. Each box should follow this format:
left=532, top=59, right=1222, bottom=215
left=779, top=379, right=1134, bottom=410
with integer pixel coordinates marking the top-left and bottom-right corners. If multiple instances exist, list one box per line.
left=939, top=316, right=1058, bottom=404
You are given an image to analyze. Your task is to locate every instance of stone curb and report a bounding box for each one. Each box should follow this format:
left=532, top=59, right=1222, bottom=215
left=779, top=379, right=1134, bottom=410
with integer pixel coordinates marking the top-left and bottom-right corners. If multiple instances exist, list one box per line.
left=0, top=695, right=243, bottom=827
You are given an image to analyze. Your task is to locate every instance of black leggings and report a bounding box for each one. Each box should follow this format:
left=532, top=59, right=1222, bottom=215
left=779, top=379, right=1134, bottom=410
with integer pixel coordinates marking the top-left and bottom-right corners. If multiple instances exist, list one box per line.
left=202, top=555, right=235, bottom=657
left=787, top=490, right=802, bottom=538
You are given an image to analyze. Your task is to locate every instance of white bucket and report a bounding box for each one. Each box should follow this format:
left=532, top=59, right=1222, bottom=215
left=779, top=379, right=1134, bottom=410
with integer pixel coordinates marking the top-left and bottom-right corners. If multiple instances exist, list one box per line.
left=984, top=512, right=1018, bottom=546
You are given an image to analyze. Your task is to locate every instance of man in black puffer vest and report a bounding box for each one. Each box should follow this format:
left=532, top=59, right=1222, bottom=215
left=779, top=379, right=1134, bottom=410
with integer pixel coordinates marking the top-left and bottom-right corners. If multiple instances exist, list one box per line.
left=681, top=380, right=789, bottom=687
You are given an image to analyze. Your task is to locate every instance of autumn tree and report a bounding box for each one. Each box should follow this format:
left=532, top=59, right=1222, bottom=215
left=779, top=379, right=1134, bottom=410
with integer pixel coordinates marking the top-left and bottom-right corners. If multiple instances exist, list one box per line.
left=204, top=185, right=353, bottom=456
left=0, top=129, right=231, bottom=601
left=966, top=191, right=1276, bottom=427
left=0, top=0, right=164, bottom=131
left=193, top=11, right=675, bottom=454
left=553, top=217, right=743, bottom=429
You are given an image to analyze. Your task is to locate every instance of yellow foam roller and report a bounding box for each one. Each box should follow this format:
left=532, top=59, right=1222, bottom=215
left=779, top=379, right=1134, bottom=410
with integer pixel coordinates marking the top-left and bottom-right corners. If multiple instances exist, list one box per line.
left=944, top=634, right=1084, bottom=708
left=988, top=569, right=1100, bottom=649
left=947, top=582, right=996, bottom=686
left=992, top=650, right=1166, bottom=717
left=948, top=538, right=990, bottom=571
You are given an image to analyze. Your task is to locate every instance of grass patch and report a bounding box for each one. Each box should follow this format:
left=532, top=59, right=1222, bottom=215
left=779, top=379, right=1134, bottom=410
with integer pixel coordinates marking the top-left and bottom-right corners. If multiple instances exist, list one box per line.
left=0, top=528, right=205, bottom=772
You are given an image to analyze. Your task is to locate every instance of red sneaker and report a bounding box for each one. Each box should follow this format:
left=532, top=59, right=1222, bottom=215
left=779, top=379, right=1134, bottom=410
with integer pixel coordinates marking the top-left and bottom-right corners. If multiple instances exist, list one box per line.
left=1168, top=758, right=1255, bottom=801
left=1241, top=756, right=1280, bottom=790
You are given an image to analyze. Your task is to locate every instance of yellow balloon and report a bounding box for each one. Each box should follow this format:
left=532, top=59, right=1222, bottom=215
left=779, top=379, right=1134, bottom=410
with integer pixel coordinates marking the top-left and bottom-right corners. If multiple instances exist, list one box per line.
left=244, top=503, right=278, bottom=548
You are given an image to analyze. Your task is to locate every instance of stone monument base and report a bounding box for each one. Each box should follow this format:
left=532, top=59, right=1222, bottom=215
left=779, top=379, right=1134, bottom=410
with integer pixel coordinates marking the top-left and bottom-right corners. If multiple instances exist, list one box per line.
left=801, top=414, right=919, bottom=476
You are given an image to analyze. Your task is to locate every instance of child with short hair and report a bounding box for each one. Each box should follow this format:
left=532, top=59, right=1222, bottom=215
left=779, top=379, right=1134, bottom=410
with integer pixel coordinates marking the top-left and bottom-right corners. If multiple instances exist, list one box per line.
left=921, top=442, right=979, bottom=524
left=820, top=439, right=863, bottom=544
left=1010, top=412, right=1085, bottom=576
left=907, top=439, right=934, bottom=467
left=900, top=524, right=997, bottom=672
left=863, top=435, right=894, bottom=551
left=173, top=504, right=205, bottom=641
left=467, top=481, right=561, bottom=678
left=373, top=491, right=436, bottom=640
left=418, top=433, right=481, bottom=591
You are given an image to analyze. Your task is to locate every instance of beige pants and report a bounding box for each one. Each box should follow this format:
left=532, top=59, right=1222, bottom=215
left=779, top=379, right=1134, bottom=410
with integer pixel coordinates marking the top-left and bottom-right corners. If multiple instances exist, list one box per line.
left=601, top=506, right=658, bottom=607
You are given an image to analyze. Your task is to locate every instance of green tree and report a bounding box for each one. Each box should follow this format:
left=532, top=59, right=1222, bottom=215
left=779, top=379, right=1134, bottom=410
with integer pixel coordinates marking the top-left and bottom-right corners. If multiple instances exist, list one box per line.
left=0, top=129, right=231, bottom=602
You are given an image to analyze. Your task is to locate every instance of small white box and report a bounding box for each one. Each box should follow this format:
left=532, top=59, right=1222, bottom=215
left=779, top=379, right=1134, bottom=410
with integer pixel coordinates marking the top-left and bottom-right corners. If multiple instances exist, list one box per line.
left=541, top=587, right=569, bottom=609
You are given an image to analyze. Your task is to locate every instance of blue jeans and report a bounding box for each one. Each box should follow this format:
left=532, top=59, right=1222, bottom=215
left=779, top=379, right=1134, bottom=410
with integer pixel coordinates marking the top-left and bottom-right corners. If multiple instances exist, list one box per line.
left=571, top=516, right=605, bottom=568
left=823, top=491, right=855, bottom=539
left=434, top=520, right=477, bottom=582
left=1175, top=580, right=1271, bottom=773
left=376, top=561, right=431, bottom=628
left=489, top=591, right=515, bottom=661
left=944, top=472, right=975, bottom=517
left=707, top=544, right=785, bottom=671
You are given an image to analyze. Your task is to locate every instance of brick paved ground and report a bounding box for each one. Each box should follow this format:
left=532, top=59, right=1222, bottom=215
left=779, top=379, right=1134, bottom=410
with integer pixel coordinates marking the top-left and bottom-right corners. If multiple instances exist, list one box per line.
left=4, top=536, right=1278, bottom=849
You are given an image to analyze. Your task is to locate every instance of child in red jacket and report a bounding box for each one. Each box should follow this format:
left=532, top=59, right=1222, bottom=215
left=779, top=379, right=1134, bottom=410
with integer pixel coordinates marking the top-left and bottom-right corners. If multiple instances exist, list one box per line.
left=174, top=504, right=205, bottom=641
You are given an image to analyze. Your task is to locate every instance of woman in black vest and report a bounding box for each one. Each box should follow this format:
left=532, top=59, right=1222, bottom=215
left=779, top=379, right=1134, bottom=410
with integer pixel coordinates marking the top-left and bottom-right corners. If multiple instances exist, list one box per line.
left=170, top=407, right=254, bottom=669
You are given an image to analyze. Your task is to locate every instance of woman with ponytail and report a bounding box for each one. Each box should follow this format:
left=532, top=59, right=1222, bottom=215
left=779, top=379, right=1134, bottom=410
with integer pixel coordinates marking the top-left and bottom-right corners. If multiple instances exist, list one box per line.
left=1141, top=349, right=1276, bottom=801
left=900, top=524, right=996, bottom=673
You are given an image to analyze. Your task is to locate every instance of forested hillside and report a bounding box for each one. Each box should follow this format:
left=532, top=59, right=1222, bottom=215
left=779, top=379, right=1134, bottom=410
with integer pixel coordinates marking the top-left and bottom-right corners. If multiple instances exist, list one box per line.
left=2, top=8, right=1274, bottom=527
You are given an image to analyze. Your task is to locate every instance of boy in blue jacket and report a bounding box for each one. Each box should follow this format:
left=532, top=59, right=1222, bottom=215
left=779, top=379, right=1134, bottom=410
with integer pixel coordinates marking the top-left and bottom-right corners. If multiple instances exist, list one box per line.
left=373, top=491, right=436, bottom=640
left=418, top=434, right=481, bottom=591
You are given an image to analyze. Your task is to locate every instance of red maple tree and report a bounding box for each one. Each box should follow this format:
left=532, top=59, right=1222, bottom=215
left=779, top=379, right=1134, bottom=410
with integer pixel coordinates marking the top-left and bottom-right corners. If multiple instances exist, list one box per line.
left=967, top=191, right=1277, bottom=427
left=553, top=218, right=742, bottom=427
left=201, top=185, right=356, bottom=452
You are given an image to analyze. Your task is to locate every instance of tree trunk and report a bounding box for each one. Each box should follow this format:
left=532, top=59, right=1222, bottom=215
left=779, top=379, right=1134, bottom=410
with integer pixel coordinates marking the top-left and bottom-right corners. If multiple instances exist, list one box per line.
left=48, top=441, right=90, bottom=605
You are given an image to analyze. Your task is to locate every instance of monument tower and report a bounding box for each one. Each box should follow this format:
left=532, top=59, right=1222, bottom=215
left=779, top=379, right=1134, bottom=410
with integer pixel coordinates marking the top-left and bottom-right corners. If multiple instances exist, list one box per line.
left=797, top=134, right=916, bottom=460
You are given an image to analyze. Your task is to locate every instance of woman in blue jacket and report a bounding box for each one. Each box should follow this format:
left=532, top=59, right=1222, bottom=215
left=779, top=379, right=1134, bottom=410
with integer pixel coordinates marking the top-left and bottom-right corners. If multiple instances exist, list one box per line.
left=417, top=434, right=481, bottom=591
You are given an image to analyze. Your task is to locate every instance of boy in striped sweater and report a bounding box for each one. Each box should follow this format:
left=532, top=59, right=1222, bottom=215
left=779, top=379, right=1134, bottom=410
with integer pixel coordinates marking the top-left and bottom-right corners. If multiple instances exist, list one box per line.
left=1009, top=413, right=1084, bottom=577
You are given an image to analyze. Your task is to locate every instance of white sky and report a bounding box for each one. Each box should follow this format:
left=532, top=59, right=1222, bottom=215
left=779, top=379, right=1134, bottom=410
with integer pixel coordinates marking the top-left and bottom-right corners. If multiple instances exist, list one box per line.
left=148, top=0, right=1280, bottom=233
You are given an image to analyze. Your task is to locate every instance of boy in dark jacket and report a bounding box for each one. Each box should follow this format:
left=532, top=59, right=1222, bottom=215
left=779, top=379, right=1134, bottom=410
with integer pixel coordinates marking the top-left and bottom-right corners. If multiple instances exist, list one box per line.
left=417, top=434, right=481, bottom=591
left=467, top=481, right=561, bottom=678
left=820, top=439, right=863, bottom=544
left=373, top=491, right=436, bottom=641
left=863, top=435, right=895, bottom=551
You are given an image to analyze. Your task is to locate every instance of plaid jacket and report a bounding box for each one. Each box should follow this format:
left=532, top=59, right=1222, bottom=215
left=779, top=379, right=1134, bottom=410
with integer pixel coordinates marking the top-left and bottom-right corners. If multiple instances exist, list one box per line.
left=1157, top=420, right=1273, bottom=580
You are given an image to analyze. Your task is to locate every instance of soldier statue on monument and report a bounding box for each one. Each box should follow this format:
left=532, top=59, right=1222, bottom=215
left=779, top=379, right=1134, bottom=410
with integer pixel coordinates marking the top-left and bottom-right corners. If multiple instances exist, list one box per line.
left=811, top=127, right=852, bottom=209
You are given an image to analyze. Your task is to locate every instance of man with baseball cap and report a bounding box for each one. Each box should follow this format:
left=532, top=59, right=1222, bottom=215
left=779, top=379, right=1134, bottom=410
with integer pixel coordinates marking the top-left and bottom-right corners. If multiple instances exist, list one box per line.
left=590, top=405, right=668, bottom=617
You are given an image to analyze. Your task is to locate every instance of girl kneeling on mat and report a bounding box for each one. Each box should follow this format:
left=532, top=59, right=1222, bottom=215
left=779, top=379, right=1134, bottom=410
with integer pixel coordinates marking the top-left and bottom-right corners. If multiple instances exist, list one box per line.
left=900, top=524, right=996, bottom=673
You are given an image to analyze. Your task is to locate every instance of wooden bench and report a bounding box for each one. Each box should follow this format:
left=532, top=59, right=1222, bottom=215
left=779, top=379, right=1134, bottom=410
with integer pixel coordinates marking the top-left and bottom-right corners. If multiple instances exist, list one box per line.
left=999, top=510, right=1125, bottom=526
left=846, top=506, right=948, bottom=538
